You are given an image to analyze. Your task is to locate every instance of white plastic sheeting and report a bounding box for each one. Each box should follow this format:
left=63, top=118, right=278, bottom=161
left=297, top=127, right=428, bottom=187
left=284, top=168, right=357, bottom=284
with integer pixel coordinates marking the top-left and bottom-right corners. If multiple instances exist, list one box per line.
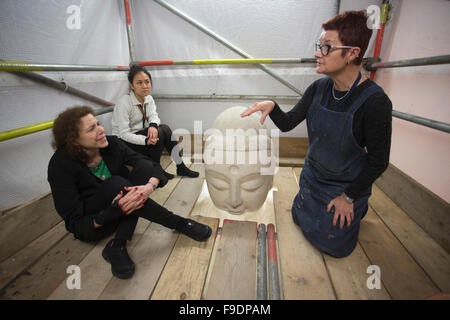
left=0, top=0, right=130, bottom=209
left=133, top=0, right=336, bottom=133
left=0, top=0, right=337, bottom=209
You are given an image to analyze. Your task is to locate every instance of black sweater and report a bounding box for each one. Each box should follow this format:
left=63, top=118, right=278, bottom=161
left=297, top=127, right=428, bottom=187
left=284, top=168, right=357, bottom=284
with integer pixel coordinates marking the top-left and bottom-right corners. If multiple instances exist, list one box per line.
left=269, top=78, right=392, bottom=200
left=47, top=136, right=167, bottom=232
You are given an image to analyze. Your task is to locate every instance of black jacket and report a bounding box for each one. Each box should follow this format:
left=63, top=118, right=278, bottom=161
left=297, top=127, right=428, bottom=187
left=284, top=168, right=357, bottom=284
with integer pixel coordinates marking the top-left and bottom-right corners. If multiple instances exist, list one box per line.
left=47, top=135, right=167, bottom=232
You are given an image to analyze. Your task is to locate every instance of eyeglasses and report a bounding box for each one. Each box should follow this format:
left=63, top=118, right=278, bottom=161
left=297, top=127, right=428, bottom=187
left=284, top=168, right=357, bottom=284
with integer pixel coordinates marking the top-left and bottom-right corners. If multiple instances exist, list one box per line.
left=315, top=42, right=354, bottom=56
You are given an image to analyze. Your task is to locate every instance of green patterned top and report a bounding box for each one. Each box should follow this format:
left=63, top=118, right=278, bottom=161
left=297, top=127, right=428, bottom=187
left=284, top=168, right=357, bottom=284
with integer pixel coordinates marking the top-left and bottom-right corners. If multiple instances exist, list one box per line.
left=89, top=158, right=112, bottom=181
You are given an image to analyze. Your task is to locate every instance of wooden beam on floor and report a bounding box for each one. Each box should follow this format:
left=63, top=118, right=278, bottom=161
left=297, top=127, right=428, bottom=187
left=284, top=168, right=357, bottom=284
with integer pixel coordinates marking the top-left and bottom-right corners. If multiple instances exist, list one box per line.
left=205, top=220, right=258, bottom=300
left=292, top=167, right=302, bottom=182
left=151, top=216, right=219, bottom=300
left=279, top=137, right=308, bottom=159
left=375, top=164, right=450, bottom=253
left=1, top=234, right=95, bottom=299
left=359, top=207, right=440, bottom=299
left=323, top=243, right=391, bottom=300
left=0, top=192, right=61, bottom=263
left=273, top=167, right=335, bottom=299
left=278, top=157, right=305, bottom=167
left=369, top=185, right=450, bottom=293
left=0, top=221, right=67, bottom=293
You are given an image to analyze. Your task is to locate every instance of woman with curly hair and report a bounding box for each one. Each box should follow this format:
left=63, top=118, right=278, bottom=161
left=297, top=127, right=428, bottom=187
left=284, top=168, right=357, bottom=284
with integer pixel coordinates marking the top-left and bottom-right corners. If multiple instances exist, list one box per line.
left=48, top=106, right=211, bottom=279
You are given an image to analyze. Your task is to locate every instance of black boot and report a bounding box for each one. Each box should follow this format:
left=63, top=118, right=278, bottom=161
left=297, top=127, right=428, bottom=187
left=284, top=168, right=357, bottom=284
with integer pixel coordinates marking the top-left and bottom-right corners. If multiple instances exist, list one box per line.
left=102, top=239, right=135, bottom=279
left=176, top=163, right=199, bottom=178
left=177, top=218, right=212, bottom=242
left=162, top=170, right=175, bottom=180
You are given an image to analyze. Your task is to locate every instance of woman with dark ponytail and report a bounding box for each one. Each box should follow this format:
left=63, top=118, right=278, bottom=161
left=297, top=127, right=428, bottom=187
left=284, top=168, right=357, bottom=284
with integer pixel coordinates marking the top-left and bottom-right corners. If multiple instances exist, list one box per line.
left=112, top=66, right=199, bottom=179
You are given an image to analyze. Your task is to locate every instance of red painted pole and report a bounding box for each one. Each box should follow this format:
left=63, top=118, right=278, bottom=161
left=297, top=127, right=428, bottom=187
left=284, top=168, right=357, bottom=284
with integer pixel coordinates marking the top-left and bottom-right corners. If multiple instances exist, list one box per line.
left=124, top=0, right=135, bottom=62
left=267, top=224, right=277, bottom=264
left=370, top=2, right=391, bottom=80
left=370, top=23, right=385, bottom=80
left=124, top=0, right=131, bottom=25
left=138, top=60, right=174, bottom=66
left=267, top=224, right=280, bottom=299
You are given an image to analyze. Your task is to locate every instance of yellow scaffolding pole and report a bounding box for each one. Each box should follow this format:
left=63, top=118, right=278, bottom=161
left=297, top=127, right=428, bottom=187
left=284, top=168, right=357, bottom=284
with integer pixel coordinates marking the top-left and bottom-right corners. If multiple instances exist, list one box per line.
left=0, top=121, right=54, bottom=142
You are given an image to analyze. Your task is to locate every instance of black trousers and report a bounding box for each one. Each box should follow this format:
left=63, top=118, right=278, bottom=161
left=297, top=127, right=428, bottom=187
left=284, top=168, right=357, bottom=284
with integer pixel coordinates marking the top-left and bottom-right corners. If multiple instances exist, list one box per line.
left=72, top=164, right=185, bottom=242
left=123, top=124, right=183, bottom=165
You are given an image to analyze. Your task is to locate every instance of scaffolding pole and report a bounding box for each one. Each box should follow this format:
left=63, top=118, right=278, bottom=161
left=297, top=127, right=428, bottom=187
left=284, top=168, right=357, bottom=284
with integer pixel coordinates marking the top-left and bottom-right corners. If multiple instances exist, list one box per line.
left=257, top=224, right=268, bottom=300
left=370, top=1, right=392, bottom=80
left=2, top=94, right=449, bottom=141
left=135, top=58, right=317, bottom=66
left=153, top=0, right=304, bottom=96
left=0, top=61, right=129, bottom=72
left=366, top=54, right=450, bottom=71
left=0, top=107, right=114, bottom=142
left=124, top=0, right=136, bottom=62
left=152, top=94, right=300, bottom=101
left=267, top=224, right=280, bottom=300
left=392, top=110, right=450, bottom=134
left=8, top=54, right=447, bottom=72
left=0, top=59, right=116, bottom=107
left=0, top=58, right=316, bottom=72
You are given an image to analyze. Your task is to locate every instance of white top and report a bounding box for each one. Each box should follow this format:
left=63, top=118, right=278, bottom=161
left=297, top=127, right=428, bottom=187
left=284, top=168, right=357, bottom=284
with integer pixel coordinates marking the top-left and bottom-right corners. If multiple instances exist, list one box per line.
left=111, top=91, right=161, bottom=145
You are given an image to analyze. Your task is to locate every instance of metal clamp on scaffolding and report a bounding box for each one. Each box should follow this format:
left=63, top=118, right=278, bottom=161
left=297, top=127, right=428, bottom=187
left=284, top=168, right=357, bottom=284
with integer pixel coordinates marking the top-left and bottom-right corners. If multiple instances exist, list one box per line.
left=363, top=57, right=382, bottom=72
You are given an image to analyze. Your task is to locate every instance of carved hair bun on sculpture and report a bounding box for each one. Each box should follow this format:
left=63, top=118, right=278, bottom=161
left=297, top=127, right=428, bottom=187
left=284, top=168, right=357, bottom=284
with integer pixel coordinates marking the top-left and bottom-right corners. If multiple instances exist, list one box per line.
left=204, top=106, right=274, bottom=214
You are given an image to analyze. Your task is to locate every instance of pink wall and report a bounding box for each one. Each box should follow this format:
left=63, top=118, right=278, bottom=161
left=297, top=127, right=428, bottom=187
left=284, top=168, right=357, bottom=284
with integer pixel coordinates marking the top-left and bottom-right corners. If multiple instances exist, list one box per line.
left=374, top=0, right=450, bottom=203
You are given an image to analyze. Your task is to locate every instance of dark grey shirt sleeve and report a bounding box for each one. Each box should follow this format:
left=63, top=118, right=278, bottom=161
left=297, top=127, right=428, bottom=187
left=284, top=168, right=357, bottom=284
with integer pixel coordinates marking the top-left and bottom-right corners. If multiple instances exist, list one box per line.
left=268, top=79, right=392, bottom=200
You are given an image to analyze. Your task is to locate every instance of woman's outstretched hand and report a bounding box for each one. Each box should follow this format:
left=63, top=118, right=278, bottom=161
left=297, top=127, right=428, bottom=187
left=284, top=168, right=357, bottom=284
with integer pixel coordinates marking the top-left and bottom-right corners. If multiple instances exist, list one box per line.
left=240, top=100, right=276, bottom=125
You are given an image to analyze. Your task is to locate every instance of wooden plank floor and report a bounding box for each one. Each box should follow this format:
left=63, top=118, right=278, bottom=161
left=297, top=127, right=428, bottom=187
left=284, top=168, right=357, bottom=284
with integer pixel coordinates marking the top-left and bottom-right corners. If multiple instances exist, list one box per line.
left=292, top=167, right=448, bottom=300
left=1, top=159, right=448, bottom=300
left=274, top=167, right=335, bottom=299
left=205, top=220, right=258, bottom=300
left=151, top=216, right=219, bottom=300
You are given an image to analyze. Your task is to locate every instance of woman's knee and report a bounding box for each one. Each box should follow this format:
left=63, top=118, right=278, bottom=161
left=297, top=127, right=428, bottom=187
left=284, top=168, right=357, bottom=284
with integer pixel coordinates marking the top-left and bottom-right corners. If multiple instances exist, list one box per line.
left=158, top=124, right=173, bottom=140
left=101, top=176, right=132, bottom=196
left=84, top=176, right=132, bottom=215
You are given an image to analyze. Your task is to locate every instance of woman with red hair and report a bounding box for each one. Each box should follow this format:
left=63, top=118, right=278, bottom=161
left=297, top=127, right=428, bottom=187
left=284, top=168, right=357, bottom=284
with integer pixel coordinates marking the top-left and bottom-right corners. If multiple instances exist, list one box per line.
left=241, top=11, right=392, bottom=257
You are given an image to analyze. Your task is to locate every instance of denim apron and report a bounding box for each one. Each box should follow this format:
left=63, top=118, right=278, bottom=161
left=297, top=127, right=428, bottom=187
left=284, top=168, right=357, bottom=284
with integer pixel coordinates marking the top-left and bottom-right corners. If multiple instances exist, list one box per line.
left=292, top=77, right=383, bottom=257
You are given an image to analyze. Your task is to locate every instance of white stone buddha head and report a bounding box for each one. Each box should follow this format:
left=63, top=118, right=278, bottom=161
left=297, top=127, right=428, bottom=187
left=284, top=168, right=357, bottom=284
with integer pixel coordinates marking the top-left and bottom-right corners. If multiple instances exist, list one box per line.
left=204, top=106, right=275, bottom=214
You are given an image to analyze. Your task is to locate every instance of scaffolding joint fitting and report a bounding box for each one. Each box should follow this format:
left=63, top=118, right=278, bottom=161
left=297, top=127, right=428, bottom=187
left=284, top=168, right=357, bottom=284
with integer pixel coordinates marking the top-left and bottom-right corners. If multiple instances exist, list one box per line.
left=380, top=3, right=392, bottom=25
left=364, top=57, right=382, bottom=71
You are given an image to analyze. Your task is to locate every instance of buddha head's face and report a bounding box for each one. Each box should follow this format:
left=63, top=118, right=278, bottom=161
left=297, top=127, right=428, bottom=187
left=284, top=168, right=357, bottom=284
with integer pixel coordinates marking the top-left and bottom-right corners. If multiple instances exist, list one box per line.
left=205, top=163, right=272, bottom=213
left=204, top=106, right=275, bottom=214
